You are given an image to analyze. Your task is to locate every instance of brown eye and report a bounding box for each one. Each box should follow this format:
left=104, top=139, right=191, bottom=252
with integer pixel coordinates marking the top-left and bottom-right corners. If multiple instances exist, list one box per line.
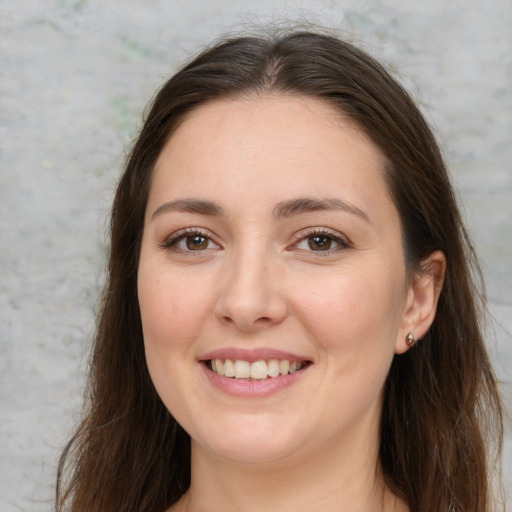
left=161, top=229, right=220, bottom=253
left=293, top=229, right=350, bottom=254
left=185, top=235, right=209, bottom=250
left=308, top=235, right=332, bottom=251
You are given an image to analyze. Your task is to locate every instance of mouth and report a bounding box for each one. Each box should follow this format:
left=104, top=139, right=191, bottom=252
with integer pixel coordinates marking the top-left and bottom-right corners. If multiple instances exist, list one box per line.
left=205, top=358, right=311, bottom=380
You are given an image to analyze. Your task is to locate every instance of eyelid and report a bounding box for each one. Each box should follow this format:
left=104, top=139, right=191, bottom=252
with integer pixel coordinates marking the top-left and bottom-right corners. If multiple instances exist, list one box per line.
left=288, top=227, right=352, bottom=253
left=159, top=227, right=222, bottom=252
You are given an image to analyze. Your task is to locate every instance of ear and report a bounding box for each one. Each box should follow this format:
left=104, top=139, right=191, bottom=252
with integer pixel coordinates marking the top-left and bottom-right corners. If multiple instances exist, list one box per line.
left=395, top=250, right=446, bottom=354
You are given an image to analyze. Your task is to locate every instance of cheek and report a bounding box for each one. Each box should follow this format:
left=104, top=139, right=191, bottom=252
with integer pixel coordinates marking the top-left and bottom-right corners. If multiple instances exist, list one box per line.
left=137, top=267, right=215, bottom=423
left=137, top=266, right=214, bottom=351
left=292, top=264, right=405, bottom=356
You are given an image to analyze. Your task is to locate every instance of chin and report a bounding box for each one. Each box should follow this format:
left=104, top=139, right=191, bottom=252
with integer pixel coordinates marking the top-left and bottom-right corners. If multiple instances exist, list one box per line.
left=191, top=416, right=305, bottom=465
left=203, top=439, right=298, bottom=466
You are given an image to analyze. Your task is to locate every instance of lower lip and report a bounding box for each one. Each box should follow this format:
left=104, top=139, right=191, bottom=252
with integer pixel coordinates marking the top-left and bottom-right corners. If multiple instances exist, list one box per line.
left=201, top=363, right=309, bottom=398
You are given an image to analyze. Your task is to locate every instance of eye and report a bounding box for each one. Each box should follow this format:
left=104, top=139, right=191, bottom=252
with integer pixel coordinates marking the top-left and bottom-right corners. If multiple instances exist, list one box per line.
left=306, top=234, right=334, bottom=251
left=160, top=229, right=220, bottom=252
left=292, top=229, right=351, bottom=253
left=183, top=234, right=210, bottom=250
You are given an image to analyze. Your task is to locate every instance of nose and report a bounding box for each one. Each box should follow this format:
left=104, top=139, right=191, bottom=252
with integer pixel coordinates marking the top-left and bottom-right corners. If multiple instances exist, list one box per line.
left=214, top=247, right=287, bottom=333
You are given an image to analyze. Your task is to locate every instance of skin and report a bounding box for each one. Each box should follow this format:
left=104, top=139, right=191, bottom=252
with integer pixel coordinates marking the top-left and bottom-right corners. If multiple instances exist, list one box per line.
left=137, top=95, right=445, bottom=512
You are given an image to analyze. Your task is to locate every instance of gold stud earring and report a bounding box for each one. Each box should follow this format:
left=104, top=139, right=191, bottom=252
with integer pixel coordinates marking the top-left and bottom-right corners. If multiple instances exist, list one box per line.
left=406, top=332, right=417, bottom=347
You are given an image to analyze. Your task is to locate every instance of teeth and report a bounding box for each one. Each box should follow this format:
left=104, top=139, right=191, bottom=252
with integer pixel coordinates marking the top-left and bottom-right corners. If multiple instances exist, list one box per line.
left=279, top=360, right=290, bottom=375
left=223, top=359, right=235, bottom=377
left=234, top=360, right=251, bottom=379
left=251, top=360, right=267, bottom=380
left=268, top=359, right=280, bottom=377
left=210, top=358, right=306, bottom=379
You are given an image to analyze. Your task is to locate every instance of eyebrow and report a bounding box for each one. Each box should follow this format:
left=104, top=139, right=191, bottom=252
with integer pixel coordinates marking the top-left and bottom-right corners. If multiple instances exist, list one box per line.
left=151, top=196, right=370, bottom=223
left=273, top=197, right=370, bottom=223
left=151, top=198, right=224, bottom=219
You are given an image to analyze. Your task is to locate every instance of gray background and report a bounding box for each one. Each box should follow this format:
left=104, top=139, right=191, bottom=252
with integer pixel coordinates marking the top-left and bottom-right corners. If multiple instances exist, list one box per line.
left=1, top=1, right=511, bottom=510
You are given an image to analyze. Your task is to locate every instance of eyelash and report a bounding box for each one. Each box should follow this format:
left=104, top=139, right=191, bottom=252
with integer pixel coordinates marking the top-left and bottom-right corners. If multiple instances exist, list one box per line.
left=159, top=228, right=219, bottom=253
left=290, top=229, right=352, bottom=254
left=160, top=227, right=351, bottom=255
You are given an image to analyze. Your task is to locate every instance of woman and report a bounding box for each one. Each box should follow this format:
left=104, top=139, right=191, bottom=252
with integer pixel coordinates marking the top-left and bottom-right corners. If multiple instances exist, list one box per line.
left=56, top=30, right=504, bottom=512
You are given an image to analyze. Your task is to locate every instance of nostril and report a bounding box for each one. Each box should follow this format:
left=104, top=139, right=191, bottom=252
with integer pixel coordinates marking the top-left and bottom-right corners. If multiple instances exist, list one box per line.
left=213, top=276, right=288, bottom=331
left=219, top=314, right=278, bottom=332
left=219, top=315, right=234, bottom=325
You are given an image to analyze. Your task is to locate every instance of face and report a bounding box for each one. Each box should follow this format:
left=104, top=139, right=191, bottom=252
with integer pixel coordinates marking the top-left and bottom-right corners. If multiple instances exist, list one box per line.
left=138, top=95, right=416, bottom=467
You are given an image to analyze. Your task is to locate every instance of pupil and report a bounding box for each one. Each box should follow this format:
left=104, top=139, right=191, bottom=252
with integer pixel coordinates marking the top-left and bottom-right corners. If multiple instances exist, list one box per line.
left=187, top=235, right=207, bottom=250
left=309, top=235, right=331, bottom=250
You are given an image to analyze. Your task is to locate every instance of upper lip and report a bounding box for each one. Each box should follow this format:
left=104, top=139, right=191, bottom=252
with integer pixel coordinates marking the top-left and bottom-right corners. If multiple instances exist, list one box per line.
left=199, top=348, right=310, bottom=363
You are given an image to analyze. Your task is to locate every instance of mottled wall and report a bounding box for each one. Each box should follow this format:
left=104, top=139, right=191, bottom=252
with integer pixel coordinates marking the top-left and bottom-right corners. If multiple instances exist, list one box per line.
left=1, top=1, right=511, bottom=510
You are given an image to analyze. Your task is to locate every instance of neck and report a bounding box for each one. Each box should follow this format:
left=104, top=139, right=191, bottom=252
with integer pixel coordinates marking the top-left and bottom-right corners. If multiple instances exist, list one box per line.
left=175, top=427, right=406, bottom=512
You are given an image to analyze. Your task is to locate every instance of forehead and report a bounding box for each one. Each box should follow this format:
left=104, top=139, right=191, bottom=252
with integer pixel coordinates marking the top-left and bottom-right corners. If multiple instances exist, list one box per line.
left=167, top=94, right=366, bottom=147
left=149, top=94, right=394, bottom=222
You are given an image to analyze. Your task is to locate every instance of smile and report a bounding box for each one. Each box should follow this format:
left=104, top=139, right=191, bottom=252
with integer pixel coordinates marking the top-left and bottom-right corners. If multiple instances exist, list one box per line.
left=208, top=359, right=309, bottom=380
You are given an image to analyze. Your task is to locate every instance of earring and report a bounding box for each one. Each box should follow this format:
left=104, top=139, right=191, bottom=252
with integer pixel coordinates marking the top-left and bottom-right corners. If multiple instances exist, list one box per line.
left=406, top=332, right=417, bottom=347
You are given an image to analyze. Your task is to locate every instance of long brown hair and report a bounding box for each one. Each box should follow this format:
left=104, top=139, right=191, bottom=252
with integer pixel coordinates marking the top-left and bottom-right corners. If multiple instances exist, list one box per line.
left=56, top=29, right=504, bottom=512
